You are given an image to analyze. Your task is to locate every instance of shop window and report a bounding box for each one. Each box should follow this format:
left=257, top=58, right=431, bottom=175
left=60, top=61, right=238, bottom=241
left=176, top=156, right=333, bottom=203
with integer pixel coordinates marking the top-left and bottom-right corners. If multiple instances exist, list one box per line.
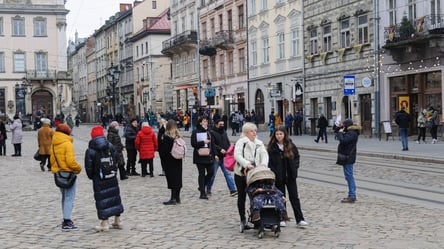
left=425, top=71, right=441, bottom=89
left=390, top=76, right=407, bottom=93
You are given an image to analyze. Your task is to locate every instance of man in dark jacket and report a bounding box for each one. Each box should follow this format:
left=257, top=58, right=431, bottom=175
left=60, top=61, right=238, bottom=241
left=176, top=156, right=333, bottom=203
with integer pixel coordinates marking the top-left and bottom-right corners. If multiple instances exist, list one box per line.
left=124, top=118, right=140, bottom=175
left=107, top=121, right=128, bottom=180
left=314, top=114, right=328, bottom=143
left=395, top=107, right=411, bottom=151
left=207, top=120, right=237, bottom=196
left=337, top=119, right=360, bottom=203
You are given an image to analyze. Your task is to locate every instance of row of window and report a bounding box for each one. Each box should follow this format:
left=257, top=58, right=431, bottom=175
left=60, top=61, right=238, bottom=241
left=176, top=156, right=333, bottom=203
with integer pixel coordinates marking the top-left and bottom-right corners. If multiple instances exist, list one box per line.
left=309, top=15, right=369, bottom=55
left=201, top=5, right=244, bottom=40
left=0, top=52, right=47, bottom=73
left=0, top=17, right=47, bottom=37
left=201, top=48, right=246, bottom=80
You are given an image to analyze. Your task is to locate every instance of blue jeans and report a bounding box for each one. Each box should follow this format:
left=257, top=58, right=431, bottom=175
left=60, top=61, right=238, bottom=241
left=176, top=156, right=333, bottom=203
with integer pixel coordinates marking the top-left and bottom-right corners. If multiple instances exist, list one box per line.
left=343, top=164, right=356, bottom=198
left=399, top=128, right=408, bottom=149
left=207, top=158, right=236, bottom=192
left=60, top=181, right=77, bottom=220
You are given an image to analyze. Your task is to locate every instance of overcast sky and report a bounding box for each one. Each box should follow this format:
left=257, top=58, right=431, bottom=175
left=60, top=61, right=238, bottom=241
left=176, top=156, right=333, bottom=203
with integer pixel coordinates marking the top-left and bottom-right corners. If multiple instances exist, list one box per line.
left=65, top=0, right=133, bottom=41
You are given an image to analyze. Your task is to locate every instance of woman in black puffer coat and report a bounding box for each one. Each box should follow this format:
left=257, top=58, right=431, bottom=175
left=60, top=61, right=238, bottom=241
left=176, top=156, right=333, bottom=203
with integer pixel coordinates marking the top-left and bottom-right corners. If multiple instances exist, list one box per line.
left=85, top=126, right=124, bottom=232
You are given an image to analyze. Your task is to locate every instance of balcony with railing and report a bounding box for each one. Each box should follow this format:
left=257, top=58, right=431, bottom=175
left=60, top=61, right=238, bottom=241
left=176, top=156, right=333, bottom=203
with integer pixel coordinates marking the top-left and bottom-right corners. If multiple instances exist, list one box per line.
left=213, top=30, right=235, bottom=50
left=162, top=30, right=198, bottom=55
left=384, top=15, right=444, bottom=47
left=26, top=70, right=57, bottom=80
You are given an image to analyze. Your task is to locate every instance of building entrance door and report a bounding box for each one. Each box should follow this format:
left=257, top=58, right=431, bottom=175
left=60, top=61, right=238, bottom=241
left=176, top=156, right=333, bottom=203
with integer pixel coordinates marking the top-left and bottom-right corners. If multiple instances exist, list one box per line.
left=32, top=90, right=54, bottom=119
left=359, top=94, right=372, bottom=137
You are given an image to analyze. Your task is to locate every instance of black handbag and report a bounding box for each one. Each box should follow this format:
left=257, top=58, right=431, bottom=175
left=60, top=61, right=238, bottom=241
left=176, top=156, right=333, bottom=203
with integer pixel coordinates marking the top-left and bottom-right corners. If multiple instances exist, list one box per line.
left=336, top=153, right=349, bottom=165
left=34, top=150, right=41, bottom=161
left=54, top=171, right=77, bottom=188
left=52, top=146, right=76, bottom=188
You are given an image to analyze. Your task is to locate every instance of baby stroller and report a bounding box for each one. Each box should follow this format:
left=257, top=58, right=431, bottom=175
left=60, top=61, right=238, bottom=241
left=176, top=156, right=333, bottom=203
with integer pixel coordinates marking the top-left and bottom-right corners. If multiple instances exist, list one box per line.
left=241, top=166, right=282, bottom=238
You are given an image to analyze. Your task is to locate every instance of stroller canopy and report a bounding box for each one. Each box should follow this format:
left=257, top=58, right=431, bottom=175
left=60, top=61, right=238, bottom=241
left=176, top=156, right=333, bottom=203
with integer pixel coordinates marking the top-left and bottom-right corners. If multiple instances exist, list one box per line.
left=246, top=166, right=275, bottom=187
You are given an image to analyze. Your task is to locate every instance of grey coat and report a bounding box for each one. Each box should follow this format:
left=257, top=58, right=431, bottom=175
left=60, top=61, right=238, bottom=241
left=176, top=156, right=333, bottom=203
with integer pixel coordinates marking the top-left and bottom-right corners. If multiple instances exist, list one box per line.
left=9, top=119, right=23, bottom=144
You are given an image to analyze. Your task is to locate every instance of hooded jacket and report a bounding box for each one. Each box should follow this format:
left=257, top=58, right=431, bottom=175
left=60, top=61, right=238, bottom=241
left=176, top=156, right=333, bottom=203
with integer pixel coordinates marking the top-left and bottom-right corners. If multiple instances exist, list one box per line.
left=210, top=125, right=230, bottom=159
left=38, top=123, right=54, bottom=155
left=85, top=136, right=123, bottom=220
left=50, top=131, right=81, bottom=174
left=337, top=125, right=361, bottom=165
left=135, top=125, right=158, bottom=159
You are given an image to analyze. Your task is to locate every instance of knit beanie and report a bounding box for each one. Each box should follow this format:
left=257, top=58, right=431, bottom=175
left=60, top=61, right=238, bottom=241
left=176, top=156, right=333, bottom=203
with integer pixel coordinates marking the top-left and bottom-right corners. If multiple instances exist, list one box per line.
left=109, top=121, right=119, bottom=128
left=56, top=124, right=71, bottom=135
left=90, top=125, right=105, bottom=139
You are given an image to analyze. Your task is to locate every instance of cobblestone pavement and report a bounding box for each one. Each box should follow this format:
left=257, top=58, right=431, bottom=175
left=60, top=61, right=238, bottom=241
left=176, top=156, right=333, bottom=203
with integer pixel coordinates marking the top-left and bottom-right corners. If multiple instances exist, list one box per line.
left=0, top=124, right=443, bottom=248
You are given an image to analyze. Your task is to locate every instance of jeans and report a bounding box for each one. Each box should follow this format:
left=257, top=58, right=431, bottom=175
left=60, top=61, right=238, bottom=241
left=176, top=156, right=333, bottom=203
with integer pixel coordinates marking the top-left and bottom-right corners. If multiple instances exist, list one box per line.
left=343, top=164, right=356, bottom=198
left=60, top=180, right=77, bottom=220
left=207, top=158, right=236, bottom=192
left=399, top=128, right=408, bottom=149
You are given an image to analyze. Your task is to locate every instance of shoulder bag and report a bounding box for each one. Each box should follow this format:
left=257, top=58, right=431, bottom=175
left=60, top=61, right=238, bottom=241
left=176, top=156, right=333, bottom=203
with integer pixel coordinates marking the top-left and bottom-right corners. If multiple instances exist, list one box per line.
left=52, top=146, right=77, bottom=188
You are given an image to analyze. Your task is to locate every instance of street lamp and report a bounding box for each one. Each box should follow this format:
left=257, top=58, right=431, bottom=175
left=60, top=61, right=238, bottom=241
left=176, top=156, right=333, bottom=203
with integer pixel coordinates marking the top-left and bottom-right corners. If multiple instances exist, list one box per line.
left=58, top=84, right=63, bottom=116
left=107, top=65, right=121, bottom=117
left=15, top=77, right=32, bottom=115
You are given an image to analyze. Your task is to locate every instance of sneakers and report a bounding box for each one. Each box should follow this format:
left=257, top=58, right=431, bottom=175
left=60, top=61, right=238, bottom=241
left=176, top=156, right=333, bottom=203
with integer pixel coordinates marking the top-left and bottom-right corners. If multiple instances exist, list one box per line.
left=230, top=190, right=238, bottom=197
left=61, top=220, right=78, bottom=231
left=206, top=189, right=212, bottom=196
left=279, top=221, right=286, bottom=227
left=297, top=220, right=309, bottom=227
left=416, top=140, right=420, bottom=144
left=341, top=197, right=357, bottom=203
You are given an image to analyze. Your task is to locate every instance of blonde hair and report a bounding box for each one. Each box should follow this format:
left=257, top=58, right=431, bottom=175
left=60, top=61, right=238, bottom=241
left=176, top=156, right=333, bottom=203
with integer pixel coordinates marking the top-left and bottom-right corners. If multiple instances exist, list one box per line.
left=159, top=118, right=167, bottom=128
left=241, top=122, right=258, bottom=137
left=165, top=119, right=182, bottom=138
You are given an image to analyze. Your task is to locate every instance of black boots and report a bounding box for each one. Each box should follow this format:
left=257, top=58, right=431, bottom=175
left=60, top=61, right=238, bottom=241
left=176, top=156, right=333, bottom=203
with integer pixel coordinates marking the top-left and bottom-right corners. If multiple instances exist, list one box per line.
left=163, top=189, right=178, bottom=205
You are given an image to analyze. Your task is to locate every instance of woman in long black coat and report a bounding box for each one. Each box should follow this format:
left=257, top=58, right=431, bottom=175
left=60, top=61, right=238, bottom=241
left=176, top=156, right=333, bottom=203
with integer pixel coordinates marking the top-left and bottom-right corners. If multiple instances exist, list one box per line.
left=158, top=119, right=183, bottom=205
left=85, top=126, right=124, bottom=232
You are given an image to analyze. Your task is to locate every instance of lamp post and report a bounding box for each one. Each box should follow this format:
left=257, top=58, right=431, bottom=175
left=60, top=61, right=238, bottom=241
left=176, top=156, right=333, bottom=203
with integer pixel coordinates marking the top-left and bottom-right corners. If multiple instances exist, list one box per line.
left=107, top=65, right=121, bottom=117
left=15, top=77, right=32, bottom=115
left=58, top=85, right=63, bottom=117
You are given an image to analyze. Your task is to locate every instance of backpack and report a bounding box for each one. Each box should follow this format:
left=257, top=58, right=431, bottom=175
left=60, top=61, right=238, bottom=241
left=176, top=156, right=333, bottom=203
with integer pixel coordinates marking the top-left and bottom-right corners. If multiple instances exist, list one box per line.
left=97, top=148, right=117, bottom=180
left=171, top=137, right=187, bottom=159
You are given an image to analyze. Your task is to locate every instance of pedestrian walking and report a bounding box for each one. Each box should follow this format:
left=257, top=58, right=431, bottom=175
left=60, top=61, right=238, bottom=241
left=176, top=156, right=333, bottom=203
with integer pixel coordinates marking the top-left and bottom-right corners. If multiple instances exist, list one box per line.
left=207, top=119, right=237, bottom=196
left=107, top=121, right=128, bottom=180
left=267, top=125, right=308, bottom=227
left=75, top=114, right=80, bottom=127
left=9, top=114, right=23, bottom=156
left=395, top=107, right=411, bottom=151
left=233, top=122, right=268, bottom=230
left=85, top=126, right=124, bottom=232
left=157, top=118, right=167, bottom=176
left=274, top=112, right=282, bottom=127
left=284, top=112, right=294, bottom=136
left=66, top=114, right=74, bottom=129
left=158, top=119, right=184, bottom=205
left=50, top=124, right=82, bottom=231
left=37, top=118, right=53, bottom=171
left=135, top=122, right=158, bottom=177
left=0, top=120, right=7, bottom=156
left=336, top=119, right=360, bottom=203
left=314, top=114, right=328, bottom=143
left=230, top=112, right=239, bottom=136
left=427, top=106, right=439, bottom=144
left=124, top=118, right=140, bottom=176
left=191, top=116, right=215, bottom=200
left=417, top=109, right=427, bottom=144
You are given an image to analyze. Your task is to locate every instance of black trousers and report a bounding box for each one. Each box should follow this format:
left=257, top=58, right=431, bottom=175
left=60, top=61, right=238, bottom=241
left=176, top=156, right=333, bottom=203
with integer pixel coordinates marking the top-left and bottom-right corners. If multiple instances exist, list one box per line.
left=275, top=177, right=305, bottom=223
left=140, top=158, right=154, bottom=175
left=196, top=163, right=214, bottom=194
left=13, top=144, right=21, bottom=155
left=234, top=174, right=247, bottom=221
left=126, top=149, right=138, bottom=172
left=417, top=127, right=426, bottom=142
left=0, top=140, right=5, bottom=155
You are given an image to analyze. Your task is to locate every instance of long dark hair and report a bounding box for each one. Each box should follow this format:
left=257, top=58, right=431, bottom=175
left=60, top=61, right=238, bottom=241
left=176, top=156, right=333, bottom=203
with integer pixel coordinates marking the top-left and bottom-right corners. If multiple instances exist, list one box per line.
left=268, top=125, right=294, bottom=159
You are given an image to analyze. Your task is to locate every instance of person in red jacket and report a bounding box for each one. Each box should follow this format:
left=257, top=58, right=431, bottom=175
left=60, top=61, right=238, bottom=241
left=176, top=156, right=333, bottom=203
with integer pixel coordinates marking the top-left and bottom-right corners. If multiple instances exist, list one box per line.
left=135, top=122, right=158, bottom=177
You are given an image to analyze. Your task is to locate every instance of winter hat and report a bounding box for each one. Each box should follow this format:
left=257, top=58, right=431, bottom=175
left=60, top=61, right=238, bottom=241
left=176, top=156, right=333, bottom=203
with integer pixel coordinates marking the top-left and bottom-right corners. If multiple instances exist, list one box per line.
left=343, top=119, right=353, bottom=128
left=90, top=125, right=105, bottom=139
left=109, top=121, right=119, bottom=128
left=141, top=122, right=149, bottom=127
left=56, top=124, right=71, bottom=135
left=41, top=118, right=51, bottom=125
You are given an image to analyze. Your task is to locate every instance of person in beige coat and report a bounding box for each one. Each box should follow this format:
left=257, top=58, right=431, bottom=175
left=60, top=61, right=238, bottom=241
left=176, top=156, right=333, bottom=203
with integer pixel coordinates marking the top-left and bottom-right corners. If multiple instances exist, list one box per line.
left=37, top=118, right=54, bottom=171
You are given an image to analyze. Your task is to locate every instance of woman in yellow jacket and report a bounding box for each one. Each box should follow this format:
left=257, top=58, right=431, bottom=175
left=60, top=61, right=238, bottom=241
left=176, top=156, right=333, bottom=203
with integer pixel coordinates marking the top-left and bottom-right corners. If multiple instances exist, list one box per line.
left=50, top=124, right=82, bottom=231
left=274, top=112, right=283, bottom=126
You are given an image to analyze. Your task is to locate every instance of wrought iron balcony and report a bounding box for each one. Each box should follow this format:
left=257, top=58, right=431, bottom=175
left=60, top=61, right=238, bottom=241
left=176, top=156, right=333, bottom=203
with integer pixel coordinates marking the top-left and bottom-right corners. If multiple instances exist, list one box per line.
left=162, top=30, right=198, bottom=55
left=25, top=70, right=57, bottom=80
left=214, top=30, right=235, bottom=50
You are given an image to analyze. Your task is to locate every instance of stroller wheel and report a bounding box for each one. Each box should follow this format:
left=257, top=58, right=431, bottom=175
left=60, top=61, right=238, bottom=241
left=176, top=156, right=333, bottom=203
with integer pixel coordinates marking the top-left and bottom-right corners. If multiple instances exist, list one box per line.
left=274, top=230, right=280, bottom=238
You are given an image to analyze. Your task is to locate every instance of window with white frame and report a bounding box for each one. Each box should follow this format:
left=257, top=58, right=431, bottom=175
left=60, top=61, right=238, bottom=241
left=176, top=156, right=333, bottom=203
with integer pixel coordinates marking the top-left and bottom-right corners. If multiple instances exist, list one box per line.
left=389, top=0, right=397, bottom=26
left=340, top=19, right=351, bottom=48
left=36, top=53, right=47, bottom=73
left=182, top=55, right=188, bottom=76
left=228, top=51, right=234, bottom=74
left=202, top=22, right=207, bottom=39
left=14, top=53, right=25, bottom=72
left=181, top=16, right=186, bottom=33
left=152, top=1, right=157, bottom=9
left=408, top=0, right=416, bottom=21
left=261, top=37, right=269, bottom=64
left=12, top=17, right=25, bottom=36
left=277, top=32, right=285, bottom=60
left=358, top=15, right=369, bottom=44
left=250, top=0, right=256, bottom=16
left=251, top=40, right=258, bottom=65
left=0, top=52, right=4, bottom=72
left=290, top=29, right=300, bottom=57
left=175, top=57, right=180, bottom=78
left=34, top=18, right=46, bottom=36
left=211, top=57, right=216, bottom=79
left=203, top=59, right=208, bottom=80
left=192, top=52, right=197, bottom=73
left=219, top=54, right=225, bottom=76
left=309, top=29, right=318, bottom=54
left=190, top=12, right=195, bottom=30
left=238, top=5, right=244, bottom=29
left=323, top=25, right=332, bottom=52
left=260, top=0, right=267, bottom=11
left=0, top=17, right=3, bottom=35
left=239, top=48, right=246, bottom=72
